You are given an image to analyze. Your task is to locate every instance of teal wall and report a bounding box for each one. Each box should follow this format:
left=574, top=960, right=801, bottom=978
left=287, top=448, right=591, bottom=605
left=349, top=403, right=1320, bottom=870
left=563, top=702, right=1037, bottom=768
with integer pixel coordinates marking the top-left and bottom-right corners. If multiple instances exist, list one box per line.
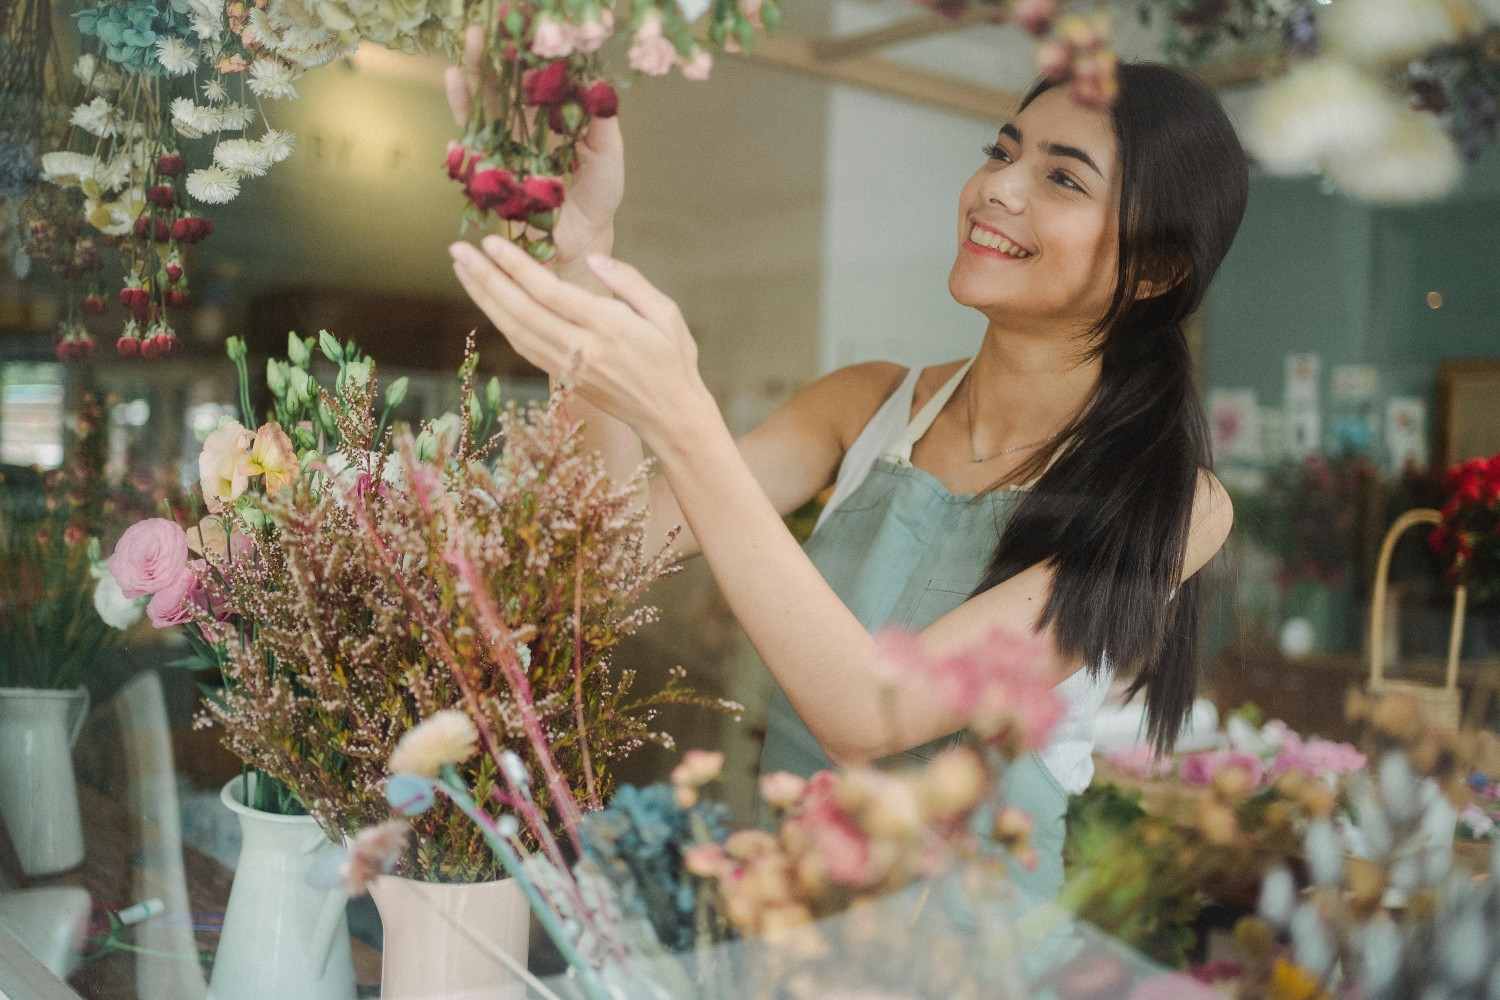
left=1205, top=150, right=1500, bottom=421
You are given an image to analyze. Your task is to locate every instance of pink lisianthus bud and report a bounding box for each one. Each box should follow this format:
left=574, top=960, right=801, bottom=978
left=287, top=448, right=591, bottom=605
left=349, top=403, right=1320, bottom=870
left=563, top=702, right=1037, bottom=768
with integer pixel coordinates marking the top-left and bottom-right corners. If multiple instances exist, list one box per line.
left=145, top=559, right=208, bottom=628
left=679, top=48, right=712, bottom=81
left=529, top=16, right=576, bottom=58
left=107, top=517, right=190, bottom=598
left=577, top=81, right=618, bottom=118
left=574, top=9, right=614, bottom=52
left=627, top=13, right=676, bottom=76
left=522, top=60, right=572, bottom=106
left=758, top=771, right=807, bottom=811
left=198, top=419, right=255, bottom=512
left=683, top=842, right=729, bottom=877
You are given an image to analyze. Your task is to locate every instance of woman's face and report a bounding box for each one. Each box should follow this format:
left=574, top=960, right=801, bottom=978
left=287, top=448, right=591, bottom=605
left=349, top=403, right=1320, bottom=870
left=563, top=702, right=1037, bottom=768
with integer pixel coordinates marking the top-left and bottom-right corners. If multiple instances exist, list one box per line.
left=948, top=86, right=1123, bottom=333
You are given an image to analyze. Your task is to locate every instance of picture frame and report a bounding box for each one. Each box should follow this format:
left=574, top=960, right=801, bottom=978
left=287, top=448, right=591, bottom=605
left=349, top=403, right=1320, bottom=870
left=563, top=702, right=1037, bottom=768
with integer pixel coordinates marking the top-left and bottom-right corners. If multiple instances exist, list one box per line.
left=1435, top=359, right=1500, bottom=469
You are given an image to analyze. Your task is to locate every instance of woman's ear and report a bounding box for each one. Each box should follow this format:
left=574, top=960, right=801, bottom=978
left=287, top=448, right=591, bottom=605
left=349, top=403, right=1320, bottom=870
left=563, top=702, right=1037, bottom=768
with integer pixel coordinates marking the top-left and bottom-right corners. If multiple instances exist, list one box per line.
left=1134, top=254, right=1188, bottom=300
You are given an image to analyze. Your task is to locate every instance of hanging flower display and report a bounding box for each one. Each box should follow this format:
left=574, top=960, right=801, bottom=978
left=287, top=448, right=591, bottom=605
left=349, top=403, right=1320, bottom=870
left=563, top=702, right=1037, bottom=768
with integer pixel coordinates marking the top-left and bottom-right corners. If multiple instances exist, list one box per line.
left=1429, top=452, right=1500, bottom=603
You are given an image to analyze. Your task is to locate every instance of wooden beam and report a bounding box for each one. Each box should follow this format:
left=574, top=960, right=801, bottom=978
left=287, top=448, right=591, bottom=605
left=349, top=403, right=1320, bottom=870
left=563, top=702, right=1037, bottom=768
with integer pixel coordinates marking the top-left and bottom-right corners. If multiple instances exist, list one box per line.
left=1189, top=50, right=1279, bottom=90
left=811, top=8, right=994, bottom=62
left=734, top=30, right=1020, bottom=124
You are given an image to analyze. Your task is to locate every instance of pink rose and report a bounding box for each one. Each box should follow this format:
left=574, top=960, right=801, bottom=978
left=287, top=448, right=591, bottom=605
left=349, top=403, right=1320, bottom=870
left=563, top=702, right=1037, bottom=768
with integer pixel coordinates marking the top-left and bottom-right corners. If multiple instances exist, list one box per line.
left=146, top=560, right=208, bottom=628
left=627, top=14, right=676, bottom=76
left=108, top=518, right=190, bottom=598
left=199, top=419, right=254, bottom=512
left=529, top=16, right=576, bottom=58
left=574, top=9, right=613, bottom=52
left=678, top=48, right=712, bottom=82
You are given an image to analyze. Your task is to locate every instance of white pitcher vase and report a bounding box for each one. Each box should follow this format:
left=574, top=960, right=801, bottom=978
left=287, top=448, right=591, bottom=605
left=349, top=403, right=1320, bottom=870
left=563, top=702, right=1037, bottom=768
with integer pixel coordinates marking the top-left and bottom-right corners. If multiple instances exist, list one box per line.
left=368, top=874, right=530, bottom=1000
left=207, top=774, right=356, bottom=1000
left=0, top=686, right=89, bottom=877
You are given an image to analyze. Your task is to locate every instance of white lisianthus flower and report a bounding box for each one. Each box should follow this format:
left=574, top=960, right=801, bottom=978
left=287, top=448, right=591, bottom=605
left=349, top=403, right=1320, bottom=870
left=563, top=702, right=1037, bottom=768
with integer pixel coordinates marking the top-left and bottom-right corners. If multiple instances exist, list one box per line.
left=1324, top=109, right=1462, bottom=204
left=213, top=137, right=273, bottom=176
left=676, top=0, right=712, bottom=21
left=1322, top=0, right=1458, bottom=66
left=201, top=78, right=230, bottom=104
left=248, top=59, right=299, bottom=99
left=70, top=96, right=121, bottom=138
left=388, top=710, right=479, bottom=778
left=1248, top=58, right=1401, bottom=176
left=92, top=565, right=146, bottom=630
left=259, top=128, right=295, bottom=163
left=155, top=37, right=198, bottom=76
left=186, top=165, right=241, bottom=204
left=40, top=151, right=99, bottom=188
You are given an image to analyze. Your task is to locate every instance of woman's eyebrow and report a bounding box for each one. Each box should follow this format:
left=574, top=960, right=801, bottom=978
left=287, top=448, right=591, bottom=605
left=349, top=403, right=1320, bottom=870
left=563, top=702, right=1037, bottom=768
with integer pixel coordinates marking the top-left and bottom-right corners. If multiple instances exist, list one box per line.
left=999, top=122, right=1104, bottom=180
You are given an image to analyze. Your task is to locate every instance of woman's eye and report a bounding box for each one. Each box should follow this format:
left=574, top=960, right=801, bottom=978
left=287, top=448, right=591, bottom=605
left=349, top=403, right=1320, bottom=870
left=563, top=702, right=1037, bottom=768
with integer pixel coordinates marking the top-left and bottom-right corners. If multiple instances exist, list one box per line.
left=981, top=143, right=1010, bottom=163
left=1050, top=170, right=1083, bottom=192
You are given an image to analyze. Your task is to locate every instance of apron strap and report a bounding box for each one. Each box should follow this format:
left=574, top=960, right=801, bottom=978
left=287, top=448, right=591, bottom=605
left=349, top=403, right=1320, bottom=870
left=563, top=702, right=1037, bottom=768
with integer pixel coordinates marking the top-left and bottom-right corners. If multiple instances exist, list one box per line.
left=883, top=357, right=975, bottom=466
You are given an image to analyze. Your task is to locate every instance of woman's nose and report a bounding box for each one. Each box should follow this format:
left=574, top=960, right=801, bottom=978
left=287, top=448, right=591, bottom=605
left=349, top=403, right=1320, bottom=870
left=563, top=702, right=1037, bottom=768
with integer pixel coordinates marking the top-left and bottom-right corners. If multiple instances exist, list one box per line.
left=984, top=167, right=1026, bottom=213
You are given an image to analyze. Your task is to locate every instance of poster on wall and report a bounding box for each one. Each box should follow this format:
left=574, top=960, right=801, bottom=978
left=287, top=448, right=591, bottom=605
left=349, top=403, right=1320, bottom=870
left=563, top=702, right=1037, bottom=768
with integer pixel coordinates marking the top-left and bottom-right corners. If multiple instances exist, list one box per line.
left=1386, top=396, right=1429, bottom=473
left=1209, top=388, right=1261, bottom=463
left=1284, top=353, right=1321, bottom=460
left=1331, top=363, right=1379, bottom=456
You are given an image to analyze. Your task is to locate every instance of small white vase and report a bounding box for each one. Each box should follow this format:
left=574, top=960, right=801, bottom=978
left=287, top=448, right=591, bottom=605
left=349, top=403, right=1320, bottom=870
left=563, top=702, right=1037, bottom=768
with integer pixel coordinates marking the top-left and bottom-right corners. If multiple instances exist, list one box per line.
left=368, top=874, right=531, bottom=1000
left=0, top=686, right=89, bottom=877
left=206, top=775, right=356, bottom=1000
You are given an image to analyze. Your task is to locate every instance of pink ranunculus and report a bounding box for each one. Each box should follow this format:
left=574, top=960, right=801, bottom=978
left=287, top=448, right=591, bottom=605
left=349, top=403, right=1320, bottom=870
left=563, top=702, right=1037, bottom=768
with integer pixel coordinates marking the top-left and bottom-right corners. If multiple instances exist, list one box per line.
left=199, top=419, right=255, bottom=512
left=678, top=48, right=713, bottom=81
left=574, top=9, right=613, bottom=52
left=627, top=13, right=676, bottom=76
left=529, top=15, right=576, bottom=58
left=146, top=560, right=208, bottom=628
left=108, top=518, right=190, bottom=599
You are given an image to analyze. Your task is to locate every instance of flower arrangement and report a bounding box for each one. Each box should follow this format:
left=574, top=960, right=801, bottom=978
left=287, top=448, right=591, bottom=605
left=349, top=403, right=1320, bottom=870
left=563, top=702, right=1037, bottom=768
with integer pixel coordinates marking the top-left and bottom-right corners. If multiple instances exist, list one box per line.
left=104, top=330, right=728, bottom=873
left=348, top=625, right=1064, bottom=998
left=1429, top=451, right=1500, bottom=604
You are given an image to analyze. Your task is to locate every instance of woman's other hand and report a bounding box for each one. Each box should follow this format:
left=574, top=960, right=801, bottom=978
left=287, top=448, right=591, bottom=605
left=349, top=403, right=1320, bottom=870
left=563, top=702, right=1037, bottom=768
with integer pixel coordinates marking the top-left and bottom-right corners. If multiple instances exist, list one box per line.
left=443, top=24, right=623, bottom=268
left=450, top=237, right=704, bottom=440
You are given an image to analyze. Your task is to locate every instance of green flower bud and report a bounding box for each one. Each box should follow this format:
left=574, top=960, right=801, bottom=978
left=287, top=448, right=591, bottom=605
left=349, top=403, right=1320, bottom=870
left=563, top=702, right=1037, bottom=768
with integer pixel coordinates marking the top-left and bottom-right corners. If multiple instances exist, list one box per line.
left=293, top=425, right=317, bottom=452
left=386, top=376, right=410, bottom=408
left=761, top=0, right=780, bottom=30
left=733, top=16, right=755, bottom=50
left=415, top=428, right=438, bottom=463
left=486, top=376, right=502, bottom=411
left=225, top=336, right=247, bottom=362
left=237, top=504, right=268, bottom=532
left=318, top=329, right=343, bottom=364
left=266, top=358, right=288, bottom=395
left=287, top=331, right=310, bottom=366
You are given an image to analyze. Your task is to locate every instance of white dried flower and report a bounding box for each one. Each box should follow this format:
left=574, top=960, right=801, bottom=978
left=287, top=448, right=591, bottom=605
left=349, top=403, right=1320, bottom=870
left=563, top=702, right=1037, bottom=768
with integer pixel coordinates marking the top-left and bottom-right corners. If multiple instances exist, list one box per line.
left=498, top=748, right=532, bottom=788
left=202, top=78, right=230, bottom=104
left=171, top=97, right=216, bottom=138
left=70, top=96, right=122, bottom=138
left=212, top=137, right=273, bottom=176
left=1304, top=818, right=1344, bottom=888
left=188, top=0, right=225, bottom=39
left=1322, top=0, right=1458, bottom=66
left=259, top=128, right=295, bottom=163
left=1324, top=110, right=1462, bottom=205
left=388, top=709, right=479, bottom=778
left=154, top=37, right=198, bottom=76
left=248, top=58, right=299, bottom=99
left=186, top=165, right=241, bottom=204
left=1249, top=58, right=1402, bottom=176
left=94, top=154, right=133, bottom=194
left=40, top=151, right=100, bottom=188
left=676, top=0, right=712, bottom=21
left=1258, top=865, right=1295, bottom=928
left=211, top=102, right=256, bottom=131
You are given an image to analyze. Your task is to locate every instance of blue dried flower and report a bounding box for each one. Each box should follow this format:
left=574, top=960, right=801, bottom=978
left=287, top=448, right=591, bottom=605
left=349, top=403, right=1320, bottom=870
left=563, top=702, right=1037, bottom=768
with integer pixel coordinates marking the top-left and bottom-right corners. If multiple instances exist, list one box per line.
left=0, top=132, right=40, bottom=201
left=75, top=0, right=194, bottom=76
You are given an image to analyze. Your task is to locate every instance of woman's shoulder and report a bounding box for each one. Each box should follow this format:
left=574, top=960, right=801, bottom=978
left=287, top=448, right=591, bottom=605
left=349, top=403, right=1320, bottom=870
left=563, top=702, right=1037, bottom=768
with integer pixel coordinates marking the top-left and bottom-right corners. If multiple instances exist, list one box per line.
left=794, top=362, right=910, bottom=452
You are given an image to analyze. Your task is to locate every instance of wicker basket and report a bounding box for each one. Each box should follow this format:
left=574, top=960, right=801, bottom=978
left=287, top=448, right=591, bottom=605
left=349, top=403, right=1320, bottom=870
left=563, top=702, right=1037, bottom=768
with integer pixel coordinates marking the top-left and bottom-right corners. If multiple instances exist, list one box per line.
left=1367, top=508, right=1468, bottom=731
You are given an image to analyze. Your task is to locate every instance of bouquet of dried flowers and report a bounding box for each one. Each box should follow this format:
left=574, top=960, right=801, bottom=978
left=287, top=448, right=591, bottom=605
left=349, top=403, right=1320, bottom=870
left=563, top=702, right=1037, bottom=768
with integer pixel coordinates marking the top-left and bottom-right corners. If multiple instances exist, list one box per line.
left=1429, top=451, right=1500, bottom=604
left=348, top=626, right=1071, bottom=998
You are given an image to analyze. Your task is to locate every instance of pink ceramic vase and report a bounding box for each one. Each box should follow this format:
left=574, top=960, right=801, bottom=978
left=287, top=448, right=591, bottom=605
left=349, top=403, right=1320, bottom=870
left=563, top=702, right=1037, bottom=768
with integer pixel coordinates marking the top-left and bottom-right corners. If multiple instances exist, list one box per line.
left=368, top=875, right=531, bottom=1000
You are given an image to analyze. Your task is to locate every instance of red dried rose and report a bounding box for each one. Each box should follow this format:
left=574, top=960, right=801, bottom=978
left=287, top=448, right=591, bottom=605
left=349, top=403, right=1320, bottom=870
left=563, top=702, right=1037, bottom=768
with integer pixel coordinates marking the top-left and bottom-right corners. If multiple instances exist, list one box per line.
left=165, top=263, right=183, bottom=282
left=165, top=289, right=191, bottom=309
left=119, top=287, right=150, bottom=311
left=523, top=60, right=571, bottom=107
left=81, top=295, right=106, bottom=315
left=522, top=176, right=565, bottom=212
left=116, top=336, right=140, bottom=358
left=466, top=168, right=519, bottom=212
left=157, top=154, right=187, bottom=176
left=577, top=81, right=618, bottom=118
left=147, top=185, right=176, bottom=208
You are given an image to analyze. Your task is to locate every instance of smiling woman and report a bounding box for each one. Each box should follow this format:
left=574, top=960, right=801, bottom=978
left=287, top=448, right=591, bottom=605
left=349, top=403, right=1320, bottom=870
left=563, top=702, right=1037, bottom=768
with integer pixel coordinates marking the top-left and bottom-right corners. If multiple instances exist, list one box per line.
left=449, top=60, right=1246, bottom=902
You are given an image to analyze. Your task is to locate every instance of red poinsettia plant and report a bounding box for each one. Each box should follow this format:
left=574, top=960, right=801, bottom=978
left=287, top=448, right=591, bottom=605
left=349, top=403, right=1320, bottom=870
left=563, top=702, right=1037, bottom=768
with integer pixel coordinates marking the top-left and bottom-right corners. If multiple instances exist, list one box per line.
left=1430, top=452, right=1500, bottom=603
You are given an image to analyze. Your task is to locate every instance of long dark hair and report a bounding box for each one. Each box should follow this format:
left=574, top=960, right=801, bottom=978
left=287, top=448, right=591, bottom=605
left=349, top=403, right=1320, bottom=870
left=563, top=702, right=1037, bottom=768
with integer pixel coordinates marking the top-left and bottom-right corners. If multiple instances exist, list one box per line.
left=975, top=64, right=1249, bottom=752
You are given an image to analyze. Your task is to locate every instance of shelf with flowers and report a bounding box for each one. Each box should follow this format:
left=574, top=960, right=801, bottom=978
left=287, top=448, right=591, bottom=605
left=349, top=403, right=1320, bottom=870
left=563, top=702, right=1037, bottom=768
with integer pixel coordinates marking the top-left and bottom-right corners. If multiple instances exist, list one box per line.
left=99, top=330, right=732, bottom=997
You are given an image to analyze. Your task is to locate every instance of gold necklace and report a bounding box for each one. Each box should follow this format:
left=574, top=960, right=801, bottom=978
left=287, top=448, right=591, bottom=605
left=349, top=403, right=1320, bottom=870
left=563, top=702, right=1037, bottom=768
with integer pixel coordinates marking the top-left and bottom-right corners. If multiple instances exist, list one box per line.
left=964, top=374, right=1058, bottom=464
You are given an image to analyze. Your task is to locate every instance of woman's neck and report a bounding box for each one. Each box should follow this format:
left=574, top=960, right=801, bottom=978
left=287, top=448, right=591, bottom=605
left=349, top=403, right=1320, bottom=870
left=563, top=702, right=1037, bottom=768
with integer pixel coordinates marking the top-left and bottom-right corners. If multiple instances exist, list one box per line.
left=967, top=322, right=1101, bottom=452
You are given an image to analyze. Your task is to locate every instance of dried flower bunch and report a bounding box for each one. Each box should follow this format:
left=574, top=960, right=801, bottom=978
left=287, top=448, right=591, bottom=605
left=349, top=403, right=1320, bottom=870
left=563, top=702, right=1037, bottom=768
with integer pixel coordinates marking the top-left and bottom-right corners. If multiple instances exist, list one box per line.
left=1429, top=451, right=1500, bottom=603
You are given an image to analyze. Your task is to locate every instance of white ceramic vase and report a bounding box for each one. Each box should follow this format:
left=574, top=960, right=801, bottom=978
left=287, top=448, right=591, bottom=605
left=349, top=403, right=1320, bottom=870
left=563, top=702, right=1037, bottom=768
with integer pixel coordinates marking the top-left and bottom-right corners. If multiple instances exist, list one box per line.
left=206, top=774, right=355, bottom=1000
left=0, top=686, right=89, bottom=877
left=368, top=874, right=531, bottom=1000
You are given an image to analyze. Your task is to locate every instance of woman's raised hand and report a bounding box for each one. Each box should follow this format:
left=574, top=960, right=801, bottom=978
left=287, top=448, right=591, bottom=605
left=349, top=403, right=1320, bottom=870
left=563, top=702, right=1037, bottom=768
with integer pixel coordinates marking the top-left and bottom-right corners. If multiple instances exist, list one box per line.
left=449, top=236, right=704, bottom=440
left=444, top=24, right=624, bottom=268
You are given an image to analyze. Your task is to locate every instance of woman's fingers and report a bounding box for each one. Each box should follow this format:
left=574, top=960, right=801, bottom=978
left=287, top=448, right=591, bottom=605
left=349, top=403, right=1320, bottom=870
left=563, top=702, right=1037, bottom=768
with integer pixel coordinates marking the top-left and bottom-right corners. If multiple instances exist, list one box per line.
left=478, top=236, right=629, bottom=329
left=450, top=243, right=586, bottom=371
left=585, top=254, right=682, bottom=333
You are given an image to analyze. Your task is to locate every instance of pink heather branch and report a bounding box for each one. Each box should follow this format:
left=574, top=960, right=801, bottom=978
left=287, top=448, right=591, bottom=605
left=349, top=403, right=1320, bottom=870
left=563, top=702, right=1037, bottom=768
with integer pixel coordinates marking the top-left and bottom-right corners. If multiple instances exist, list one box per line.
left=573, top=543, right=600, bottom=810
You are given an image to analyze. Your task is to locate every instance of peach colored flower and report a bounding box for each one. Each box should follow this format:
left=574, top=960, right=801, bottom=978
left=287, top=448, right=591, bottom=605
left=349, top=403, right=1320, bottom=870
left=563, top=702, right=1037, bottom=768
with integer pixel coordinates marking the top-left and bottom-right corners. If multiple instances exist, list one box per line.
left=574, top=9, right=613, bottom=52
left=683, top=842, right=729, bottom=878
left=758, top=771, right=808, bottom=811
left=628, top=13, right=676, bottom=76
left=199, top=419, right=254, bottom=512
left=108, top=517, right=189, bottom=598
left=246, top=421, right=297, bottom=493
left=679, top=48, right=712, bottom=81
left=187, top=516, right=256, bottom=563
left=671, top=749, right=723, bottom=787
left=920, top=746, right=987, bottom=819
left=530, top=16, right=576, bottom=58
left=340, top=820, right=410, bottom=896
left=388, top=709, right=479, bottom=778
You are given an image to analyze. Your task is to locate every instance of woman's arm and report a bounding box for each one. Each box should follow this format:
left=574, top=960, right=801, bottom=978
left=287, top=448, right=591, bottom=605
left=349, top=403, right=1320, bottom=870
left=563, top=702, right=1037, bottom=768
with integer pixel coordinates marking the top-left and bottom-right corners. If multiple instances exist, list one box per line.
left=450, top=239, right=1235, bottom=765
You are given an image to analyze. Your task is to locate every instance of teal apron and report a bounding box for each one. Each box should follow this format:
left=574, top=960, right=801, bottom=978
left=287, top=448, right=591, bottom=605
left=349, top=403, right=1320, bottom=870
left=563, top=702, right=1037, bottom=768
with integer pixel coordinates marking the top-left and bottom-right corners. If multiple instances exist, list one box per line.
left=759, top=360, right=1069, bottom=903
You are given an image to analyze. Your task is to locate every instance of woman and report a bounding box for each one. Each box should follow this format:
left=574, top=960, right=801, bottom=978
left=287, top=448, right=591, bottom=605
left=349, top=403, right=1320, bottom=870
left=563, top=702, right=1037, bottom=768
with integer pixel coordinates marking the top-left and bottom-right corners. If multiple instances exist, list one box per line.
left=448, top=60, right=1246, bottom=900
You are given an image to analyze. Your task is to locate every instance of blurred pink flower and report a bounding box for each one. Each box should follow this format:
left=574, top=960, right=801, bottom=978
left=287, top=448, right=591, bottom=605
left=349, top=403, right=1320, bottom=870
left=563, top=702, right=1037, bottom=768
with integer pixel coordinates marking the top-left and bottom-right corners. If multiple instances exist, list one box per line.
left=108, top=517, right=189, bottom=598
left=628, top=13, right=676, bottom=76
left=1267, top=731, right=1366, bottom=782
left=785, top=771, right=874, bottom=886
left=530, top=16, right=576, bottom=58
left=199, top=419, right=254, bottom=512
left=146, top=559, right=209, bottom=628
left=340, top=820, right=410, bottom=896
left=759, top=771, right=808, bottom=810
left=1105, top=743, right=1173, bottom=779
left=1128, top=972, right=1224, bottom=1000
left=679, top=48, right=712, bottom=81
left=1180, top=750, right=1264, bottom=788
left=574, top=9, right=613, bottom=53
left=875, top=626, right=1061, bottom=753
